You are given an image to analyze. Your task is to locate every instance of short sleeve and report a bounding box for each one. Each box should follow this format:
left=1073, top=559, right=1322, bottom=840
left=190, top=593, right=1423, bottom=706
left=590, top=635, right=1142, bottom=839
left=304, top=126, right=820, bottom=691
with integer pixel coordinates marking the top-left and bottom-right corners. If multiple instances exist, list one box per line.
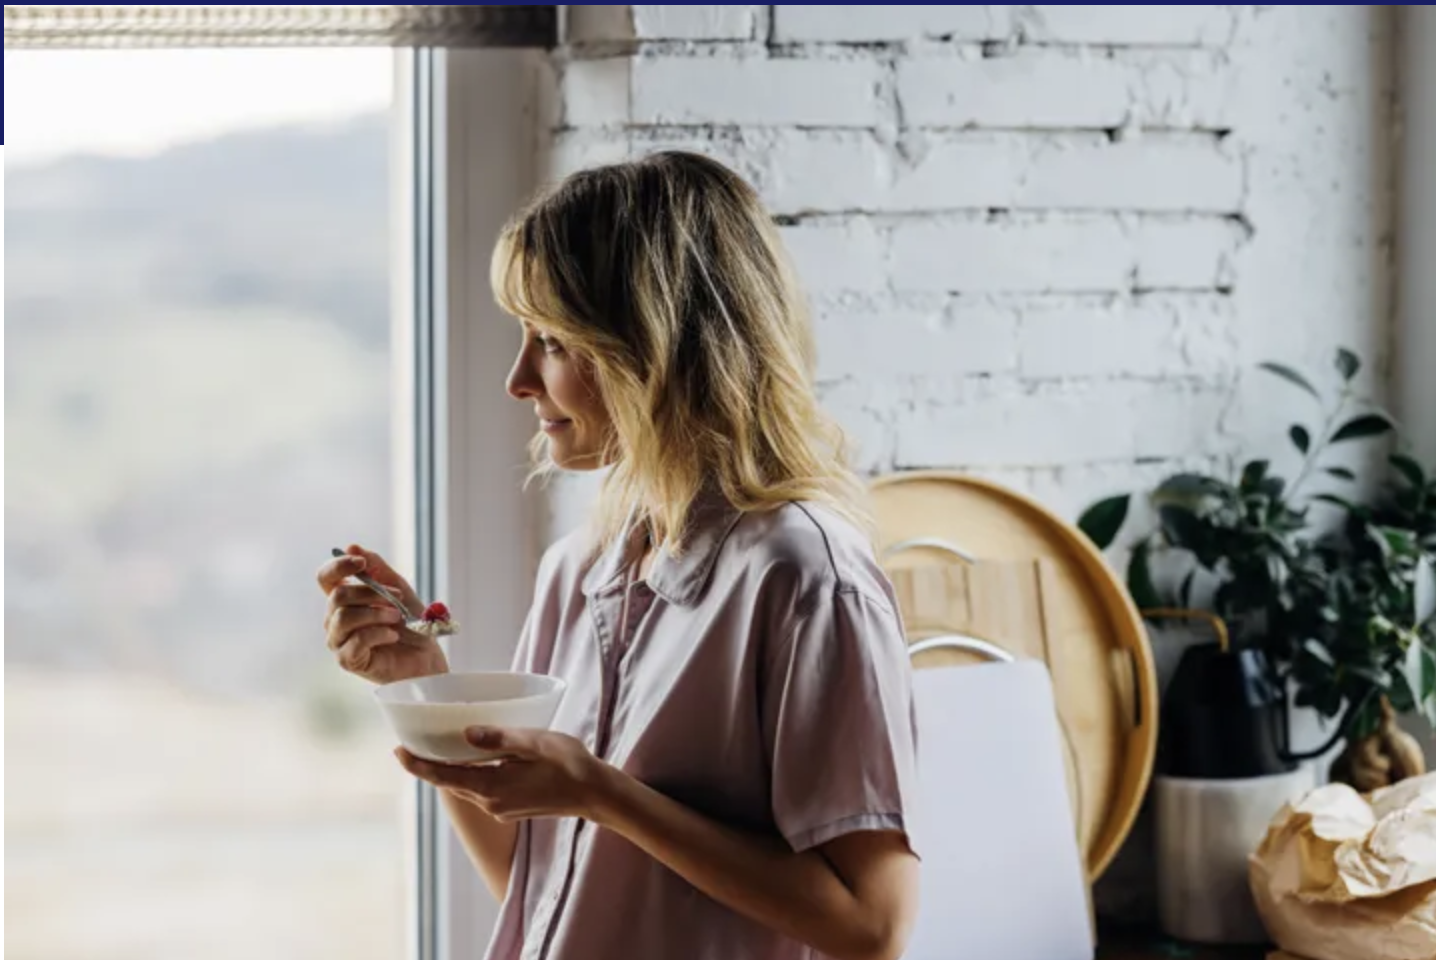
left=507, top=605, right=540, bottom=673
left=507, top=539, right=567, bottom=675
left=762, top=586, right=920, bottom=853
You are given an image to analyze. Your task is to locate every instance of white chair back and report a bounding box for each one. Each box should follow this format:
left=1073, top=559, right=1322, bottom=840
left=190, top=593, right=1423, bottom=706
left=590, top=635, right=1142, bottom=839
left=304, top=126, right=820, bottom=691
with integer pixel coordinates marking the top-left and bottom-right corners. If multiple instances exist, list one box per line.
left=903, top=636, right=1094, bottom=960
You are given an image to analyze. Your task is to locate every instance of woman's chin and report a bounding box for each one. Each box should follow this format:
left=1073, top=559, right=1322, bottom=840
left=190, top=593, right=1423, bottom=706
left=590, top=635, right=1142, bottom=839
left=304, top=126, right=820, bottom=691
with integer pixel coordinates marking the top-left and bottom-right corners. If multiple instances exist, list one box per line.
left=548, top=443, right=605, bottom=473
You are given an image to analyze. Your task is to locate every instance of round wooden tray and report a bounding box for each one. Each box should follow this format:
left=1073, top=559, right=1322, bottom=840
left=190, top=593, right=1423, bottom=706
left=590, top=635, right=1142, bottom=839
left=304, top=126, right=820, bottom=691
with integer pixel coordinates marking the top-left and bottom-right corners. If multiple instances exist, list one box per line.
left=869, top=470, right=1158, bottom=882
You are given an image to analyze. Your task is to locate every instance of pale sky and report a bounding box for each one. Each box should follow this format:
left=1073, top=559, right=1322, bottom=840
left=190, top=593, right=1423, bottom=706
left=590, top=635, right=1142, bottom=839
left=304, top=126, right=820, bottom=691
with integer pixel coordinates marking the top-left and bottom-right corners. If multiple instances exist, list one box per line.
left=4, top=47, right=394, bottom=168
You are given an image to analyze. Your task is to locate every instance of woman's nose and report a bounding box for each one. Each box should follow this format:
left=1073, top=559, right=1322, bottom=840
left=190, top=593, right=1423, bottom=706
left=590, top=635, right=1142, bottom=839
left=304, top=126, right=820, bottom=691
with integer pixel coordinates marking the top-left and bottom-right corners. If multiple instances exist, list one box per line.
left=506, top=348, right=540, bottom=401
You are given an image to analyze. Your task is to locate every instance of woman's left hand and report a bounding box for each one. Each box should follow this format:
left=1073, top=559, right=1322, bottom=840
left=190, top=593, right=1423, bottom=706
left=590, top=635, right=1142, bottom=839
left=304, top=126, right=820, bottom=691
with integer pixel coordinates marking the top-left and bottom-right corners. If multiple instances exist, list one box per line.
left=394, top=728, right=612, bottom=822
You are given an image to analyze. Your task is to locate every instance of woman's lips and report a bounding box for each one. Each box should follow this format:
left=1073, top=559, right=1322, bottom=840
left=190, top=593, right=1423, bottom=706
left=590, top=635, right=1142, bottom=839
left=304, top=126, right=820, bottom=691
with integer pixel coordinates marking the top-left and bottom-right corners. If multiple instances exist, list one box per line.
left=540, top=418, right=572, bottom=433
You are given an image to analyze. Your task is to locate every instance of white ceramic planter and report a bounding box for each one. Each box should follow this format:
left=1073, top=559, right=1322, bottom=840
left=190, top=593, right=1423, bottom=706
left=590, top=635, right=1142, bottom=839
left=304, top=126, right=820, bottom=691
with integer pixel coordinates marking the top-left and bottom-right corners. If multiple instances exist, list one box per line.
left=1154, top=766, right=1317, bottom=944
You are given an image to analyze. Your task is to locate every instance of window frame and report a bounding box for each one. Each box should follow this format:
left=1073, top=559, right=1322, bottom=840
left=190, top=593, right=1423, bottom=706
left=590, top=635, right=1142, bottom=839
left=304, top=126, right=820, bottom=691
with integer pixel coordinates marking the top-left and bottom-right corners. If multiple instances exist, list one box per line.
left=395, top=45, right=548, bottom=960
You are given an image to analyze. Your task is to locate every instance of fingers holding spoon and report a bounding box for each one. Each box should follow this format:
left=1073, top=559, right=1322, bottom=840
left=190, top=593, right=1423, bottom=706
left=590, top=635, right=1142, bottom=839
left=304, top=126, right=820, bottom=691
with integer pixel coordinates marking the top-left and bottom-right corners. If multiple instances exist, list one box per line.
left=328, top=547, right=461, bottom=637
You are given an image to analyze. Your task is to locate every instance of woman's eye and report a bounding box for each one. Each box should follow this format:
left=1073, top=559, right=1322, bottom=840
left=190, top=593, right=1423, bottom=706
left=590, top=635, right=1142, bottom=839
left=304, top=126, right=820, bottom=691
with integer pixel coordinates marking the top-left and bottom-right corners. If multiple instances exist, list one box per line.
left=536, top=334, right=564, bottom=354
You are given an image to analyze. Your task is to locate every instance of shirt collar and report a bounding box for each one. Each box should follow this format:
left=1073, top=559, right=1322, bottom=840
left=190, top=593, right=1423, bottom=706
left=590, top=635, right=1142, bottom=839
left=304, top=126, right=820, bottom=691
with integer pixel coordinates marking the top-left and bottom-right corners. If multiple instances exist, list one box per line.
left=580, top=489, right=743, bottom=606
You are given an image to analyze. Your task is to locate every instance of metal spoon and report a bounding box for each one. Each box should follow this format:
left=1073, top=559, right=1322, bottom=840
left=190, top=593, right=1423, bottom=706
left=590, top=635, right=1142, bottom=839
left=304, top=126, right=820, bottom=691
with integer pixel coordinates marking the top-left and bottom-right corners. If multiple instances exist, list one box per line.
left=330, top=547, right=414, bottom=617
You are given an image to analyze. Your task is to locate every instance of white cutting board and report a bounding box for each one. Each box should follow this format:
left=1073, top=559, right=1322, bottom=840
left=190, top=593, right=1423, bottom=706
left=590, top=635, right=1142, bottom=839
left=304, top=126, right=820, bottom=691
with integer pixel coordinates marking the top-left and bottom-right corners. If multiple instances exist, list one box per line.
left=903, top=658, right=1094, bottom=960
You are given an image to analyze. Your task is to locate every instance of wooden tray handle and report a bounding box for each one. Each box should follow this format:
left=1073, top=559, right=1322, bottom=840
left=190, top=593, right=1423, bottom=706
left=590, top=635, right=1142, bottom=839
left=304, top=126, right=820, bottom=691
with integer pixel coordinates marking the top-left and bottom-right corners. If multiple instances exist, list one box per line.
left=882, top=537, right=978, bottom=564
left=1138, top=607, right=1231, bottom=652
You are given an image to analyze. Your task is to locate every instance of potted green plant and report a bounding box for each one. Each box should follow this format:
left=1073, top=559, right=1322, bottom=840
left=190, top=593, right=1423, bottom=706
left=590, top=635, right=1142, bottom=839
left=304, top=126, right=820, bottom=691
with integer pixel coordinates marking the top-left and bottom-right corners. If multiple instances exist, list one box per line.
left=1079, top=345, right=1424, bottom=780
left=1078, top=348, right=1403, bottom=779
left=1283, top=449, right=1436, bottom=791
left=1076, top=347, right=1431, bottom=945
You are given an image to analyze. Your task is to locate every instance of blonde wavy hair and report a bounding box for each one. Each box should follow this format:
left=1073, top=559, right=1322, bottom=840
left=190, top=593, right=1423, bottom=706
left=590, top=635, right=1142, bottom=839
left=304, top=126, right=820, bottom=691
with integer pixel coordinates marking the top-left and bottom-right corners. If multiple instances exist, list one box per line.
left=490, top=150, right=870, bottom=553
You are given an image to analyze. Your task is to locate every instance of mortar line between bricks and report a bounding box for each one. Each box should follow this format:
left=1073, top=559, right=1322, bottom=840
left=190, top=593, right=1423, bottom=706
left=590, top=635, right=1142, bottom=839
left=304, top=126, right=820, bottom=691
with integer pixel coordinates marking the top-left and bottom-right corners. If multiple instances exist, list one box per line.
left=555, top=123, right=1238, bottom=139
left=565, top=39, right=1238, bottom=60
left=774, top=207, right=1246, bottom=220
left=761, top=42, right=1236, bottom=55
left=773, top=210, right=1248, bottom=225
left=806, top=290, right=1238, bottom=306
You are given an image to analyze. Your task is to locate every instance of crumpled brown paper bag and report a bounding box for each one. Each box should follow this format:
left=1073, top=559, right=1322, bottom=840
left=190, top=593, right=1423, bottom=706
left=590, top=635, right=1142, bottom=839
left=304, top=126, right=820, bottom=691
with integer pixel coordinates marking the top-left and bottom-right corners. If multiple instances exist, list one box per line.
left=1248, top=772, right=1436, bottom=960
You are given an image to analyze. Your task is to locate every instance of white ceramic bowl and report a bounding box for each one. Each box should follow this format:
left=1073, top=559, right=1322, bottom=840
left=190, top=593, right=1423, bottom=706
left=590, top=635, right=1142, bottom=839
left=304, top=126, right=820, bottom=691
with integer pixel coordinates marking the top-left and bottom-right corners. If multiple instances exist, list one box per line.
left=374, top=672, right=567, bottom=763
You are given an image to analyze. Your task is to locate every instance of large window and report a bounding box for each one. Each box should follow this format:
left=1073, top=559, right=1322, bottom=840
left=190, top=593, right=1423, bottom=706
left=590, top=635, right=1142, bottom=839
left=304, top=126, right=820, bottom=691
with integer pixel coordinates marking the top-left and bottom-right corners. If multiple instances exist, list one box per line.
left=4, top=48, right=407, bottom=960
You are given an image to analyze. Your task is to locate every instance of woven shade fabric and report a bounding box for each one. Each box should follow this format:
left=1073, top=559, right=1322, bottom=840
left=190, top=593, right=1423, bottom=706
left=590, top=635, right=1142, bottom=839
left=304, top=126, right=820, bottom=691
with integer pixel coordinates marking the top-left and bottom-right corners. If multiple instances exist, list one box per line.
left=4, top=5, right=558, bottom=50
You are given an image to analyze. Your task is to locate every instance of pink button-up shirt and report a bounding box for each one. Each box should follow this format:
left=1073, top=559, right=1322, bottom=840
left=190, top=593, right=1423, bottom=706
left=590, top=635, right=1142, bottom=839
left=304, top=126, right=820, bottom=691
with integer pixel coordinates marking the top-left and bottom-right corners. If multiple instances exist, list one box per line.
left=485, top=497, right=920, bottom=960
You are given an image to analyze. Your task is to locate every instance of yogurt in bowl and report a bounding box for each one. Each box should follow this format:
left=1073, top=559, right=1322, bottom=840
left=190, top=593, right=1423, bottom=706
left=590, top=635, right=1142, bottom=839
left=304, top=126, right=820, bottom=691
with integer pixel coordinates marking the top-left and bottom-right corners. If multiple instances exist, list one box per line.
left=375, top=672, right=567, bottom=763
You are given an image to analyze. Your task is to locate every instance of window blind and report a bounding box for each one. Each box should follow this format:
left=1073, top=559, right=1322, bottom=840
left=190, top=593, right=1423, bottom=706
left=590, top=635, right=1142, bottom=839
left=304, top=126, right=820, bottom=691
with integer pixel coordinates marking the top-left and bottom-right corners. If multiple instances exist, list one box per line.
left=3, top=5, right=557, bottom=49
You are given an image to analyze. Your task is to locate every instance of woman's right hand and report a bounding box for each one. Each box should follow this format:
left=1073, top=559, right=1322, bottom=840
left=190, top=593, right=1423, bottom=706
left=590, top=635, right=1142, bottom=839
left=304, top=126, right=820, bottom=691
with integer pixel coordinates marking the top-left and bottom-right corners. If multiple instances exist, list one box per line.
left=317, top=544, right=449, bottom=685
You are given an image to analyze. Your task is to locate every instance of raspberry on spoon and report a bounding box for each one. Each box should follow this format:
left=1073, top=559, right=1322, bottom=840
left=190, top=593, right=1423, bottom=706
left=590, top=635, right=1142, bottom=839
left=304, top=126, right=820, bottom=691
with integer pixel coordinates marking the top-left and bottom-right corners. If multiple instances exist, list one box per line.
left=408, top=600, right=460, bottom=637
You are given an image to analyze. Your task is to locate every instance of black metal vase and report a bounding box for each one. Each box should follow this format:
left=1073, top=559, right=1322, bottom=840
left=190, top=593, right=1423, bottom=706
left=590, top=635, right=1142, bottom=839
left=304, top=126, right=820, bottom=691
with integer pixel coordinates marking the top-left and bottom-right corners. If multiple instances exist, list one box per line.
left=1158, top=641, right=1296, bottom=779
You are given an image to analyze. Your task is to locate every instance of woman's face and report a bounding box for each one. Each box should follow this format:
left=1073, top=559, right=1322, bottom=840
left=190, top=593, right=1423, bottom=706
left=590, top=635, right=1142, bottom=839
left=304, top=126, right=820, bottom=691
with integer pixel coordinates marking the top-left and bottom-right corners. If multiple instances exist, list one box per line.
left=505, top=323, right=612, bottom=471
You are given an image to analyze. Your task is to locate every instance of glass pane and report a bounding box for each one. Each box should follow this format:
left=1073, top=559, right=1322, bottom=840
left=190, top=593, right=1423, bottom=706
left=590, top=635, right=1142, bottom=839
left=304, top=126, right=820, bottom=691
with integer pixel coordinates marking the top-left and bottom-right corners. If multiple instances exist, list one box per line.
left=5, top=48, right=406, bottom=960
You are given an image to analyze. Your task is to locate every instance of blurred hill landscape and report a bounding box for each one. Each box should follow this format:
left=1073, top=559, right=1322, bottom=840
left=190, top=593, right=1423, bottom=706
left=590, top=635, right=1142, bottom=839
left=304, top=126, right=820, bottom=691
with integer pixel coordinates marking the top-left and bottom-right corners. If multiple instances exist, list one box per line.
left=4, top=85, right=414, bottom=960
left=5, top=110, right=396, bottom=702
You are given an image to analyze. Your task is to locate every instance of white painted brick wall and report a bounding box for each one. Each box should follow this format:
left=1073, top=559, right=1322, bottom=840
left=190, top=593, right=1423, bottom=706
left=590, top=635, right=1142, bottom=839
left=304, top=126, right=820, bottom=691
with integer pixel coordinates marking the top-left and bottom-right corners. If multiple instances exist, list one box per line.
left=772, top=6, right=1238, bottom=47
left=885, top=215, right=1242, bottom=293
left=773, top=5, right=1010, bottom=43
left=780, top=220, right=888, bottom=293
left=1017, top=6, right=1239, bottom=47
left=813, top=299, right=1020, bottom=381
left=631, top=4, right=757, bottom=41
left=753, top=131, right=1245, bottom=214
left=892, top=379, right=1230, bottom=468
left=540, top=4, right=1394, bottom=539
left=897, top=49, right=1242, bottom=129
left=560, top=56, right=886, bottom=127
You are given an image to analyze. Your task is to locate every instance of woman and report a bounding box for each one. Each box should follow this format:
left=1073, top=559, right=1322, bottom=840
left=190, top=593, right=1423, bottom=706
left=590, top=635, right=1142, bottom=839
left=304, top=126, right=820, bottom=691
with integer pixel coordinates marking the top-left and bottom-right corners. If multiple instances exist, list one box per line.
left=318, top=152, right=921, bottom=960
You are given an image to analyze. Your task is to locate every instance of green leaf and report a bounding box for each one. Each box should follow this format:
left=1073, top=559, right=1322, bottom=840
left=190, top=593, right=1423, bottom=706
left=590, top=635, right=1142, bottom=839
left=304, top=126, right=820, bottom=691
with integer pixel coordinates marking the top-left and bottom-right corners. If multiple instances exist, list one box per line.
left=1302, top=638, right=1337, bottom=668
left=1375, top=525, right=1418, bottom=556
left=1331, top=413, right=1394, bottom=443
left=1152, top=472, right=1230, bottom=504
left=1259, top=361, right=1321, bottom=401
left=1335, top=347, right=1360, bottom=381
left=1348, top=694, right=1384, bottom=738
left=1266, top=552, right=1290, bottom=591
left=1127, top=541, right=1163, bottom=610
left=1421, top=647, right=1436, bottom=704
left=1416, top=554, right=1436, bottom=627
left=1240, top=459, right=1270, bottom=492
left=1290, top=425, right=1311, bottom=455
left=1077, top=495, right=1130, bottom=550
left=1390, top=675, right=1417, bottom=713
left=1390, top=454, right=1427, bottom=491
left=1366, top=523, right=1395, bottom=562
left=1349, top=663, right=1392, bottom=691
left=1158, top=504, right=1207, bottom=553
left=1326, top=466, right=1357, bottom=481
left=1402, top=638, right=1436, bottom=708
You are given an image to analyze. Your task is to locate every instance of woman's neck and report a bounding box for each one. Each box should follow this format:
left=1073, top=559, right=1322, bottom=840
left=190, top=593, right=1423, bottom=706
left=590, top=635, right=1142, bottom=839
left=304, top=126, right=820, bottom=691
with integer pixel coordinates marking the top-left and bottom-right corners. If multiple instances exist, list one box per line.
left=627, top=516, right=659, bottom=583
left=636, top=540, right=658, bottom=582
